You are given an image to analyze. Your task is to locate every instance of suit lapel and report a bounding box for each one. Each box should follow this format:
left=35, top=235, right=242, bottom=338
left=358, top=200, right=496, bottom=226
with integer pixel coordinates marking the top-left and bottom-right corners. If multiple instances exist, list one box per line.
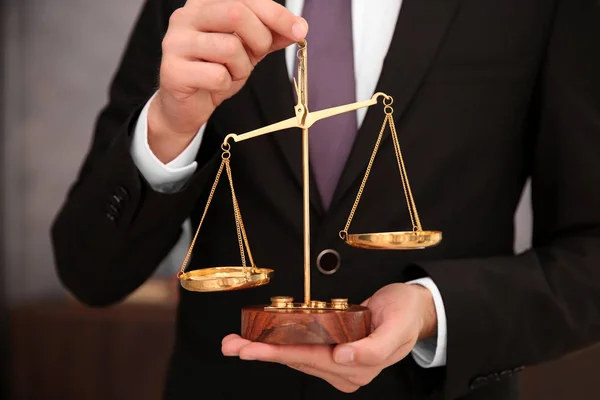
left=329, top=0, right=462, bottom=211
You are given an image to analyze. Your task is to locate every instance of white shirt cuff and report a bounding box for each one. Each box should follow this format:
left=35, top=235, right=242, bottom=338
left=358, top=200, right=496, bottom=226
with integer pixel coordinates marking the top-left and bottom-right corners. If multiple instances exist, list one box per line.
left=131, top=92, right=206, bottom=193
left=407, top=277, right=447, bottom=368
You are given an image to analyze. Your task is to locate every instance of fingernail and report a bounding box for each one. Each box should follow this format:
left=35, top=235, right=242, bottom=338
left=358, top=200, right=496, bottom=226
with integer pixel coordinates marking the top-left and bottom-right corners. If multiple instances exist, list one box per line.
left=221, top=335, right=236, bottom=345
left=335, top=346, right=355, bottom=364
left=292, top=19, right=308, bottom=40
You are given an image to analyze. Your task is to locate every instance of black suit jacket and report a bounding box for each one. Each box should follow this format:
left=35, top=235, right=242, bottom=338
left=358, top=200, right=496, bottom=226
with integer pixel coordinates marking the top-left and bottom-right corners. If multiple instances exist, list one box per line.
left=51, top=0, right=600, bottom=399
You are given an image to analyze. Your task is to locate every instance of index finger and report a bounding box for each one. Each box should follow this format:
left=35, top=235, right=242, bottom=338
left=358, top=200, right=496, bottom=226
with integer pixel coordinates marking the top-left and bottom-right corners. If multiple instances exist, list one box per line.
left=236, top=342, right=355, bottom=374
left=241, top=0, right=308, bottom=51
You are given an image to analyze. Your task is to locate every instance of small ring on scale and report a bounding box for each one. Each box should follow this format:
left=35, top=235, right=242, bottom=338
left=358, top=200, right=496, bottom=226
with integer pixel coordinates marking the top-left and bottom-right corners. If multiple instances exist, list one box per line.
left=221, top=142, right=231, bottom=159
left=316, top=249, right=341, bottom=275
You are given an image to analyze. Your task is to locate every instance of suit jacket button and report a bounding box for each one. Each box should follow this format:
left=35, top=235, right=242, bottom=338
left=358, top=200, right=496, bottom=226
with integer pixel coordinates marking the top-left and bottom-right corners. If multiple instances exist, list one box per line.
left=316, top=249, right=340, bottom=275
left=115, top=186, right=129, bottom=201
left=106, top=204, right=119, bottom=222
left=470, top=377, right=488, bottom=390
left=499, top=370, right=511, bottom=379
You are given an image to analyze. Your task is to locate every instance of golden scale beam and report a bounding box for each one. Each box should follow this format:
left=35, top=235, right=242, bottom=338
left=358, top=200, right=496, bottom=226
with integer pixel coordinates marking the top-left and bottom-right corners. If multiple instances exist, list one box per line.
left=177, top=40, right=442, bottom=344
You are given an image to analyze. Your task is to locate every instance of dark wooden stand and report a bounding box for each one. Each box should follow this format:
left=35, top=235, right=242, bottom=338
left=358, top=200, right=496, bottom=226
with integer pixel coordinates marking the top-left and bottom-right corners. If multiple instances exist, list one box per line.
left=241, top=305, right=371, bottom=344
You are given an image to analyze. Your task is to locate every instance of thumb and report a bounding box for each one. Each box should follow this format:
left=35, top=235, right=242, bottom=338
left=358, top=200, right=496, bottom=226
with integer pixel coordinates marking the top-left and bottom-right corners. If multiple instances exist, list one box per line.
left=333, top=313, right=410, bottom=367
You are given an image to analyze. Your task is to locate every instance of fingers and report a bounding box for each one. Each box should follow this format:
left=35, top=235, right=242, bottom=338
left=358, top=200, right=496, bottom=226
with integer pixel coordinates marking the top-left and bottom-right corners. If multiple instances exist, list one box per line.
left=162, top=0, right=308, bottom=97
left=287, top=364, right=360, bottom=394
left=232, top=341, right=375, bottom=391
left=240, top=0, right=308, bottom=51
left=181, top=1, right=272, bottom=59
left=222, top=333, right=242, bottom=345
left=222, top=338, right=335, bottom=369
left=220, top=324, right=410, bottom=371
left=183, top=0, right=307, bottom=59
left=222, top=334, right=252, bottom=356
left=238, top=342, right=335, bottom=365
left=334, top=319, right=414, bottom=367
left=175, top=32, right=254, bottom=81
left=151, top=0, right=306, bottom=162
left=160, top=59, right=232, bottom=95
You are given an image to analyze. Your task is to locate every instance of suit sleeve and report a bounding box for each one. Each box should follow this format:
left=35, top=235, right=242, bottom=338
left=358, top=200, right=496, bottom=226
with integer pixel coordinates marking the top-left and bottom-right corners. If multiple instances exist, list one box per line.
left=410, top=1, right=600, bottom=397
left=50, top=0, right=221, bottom=307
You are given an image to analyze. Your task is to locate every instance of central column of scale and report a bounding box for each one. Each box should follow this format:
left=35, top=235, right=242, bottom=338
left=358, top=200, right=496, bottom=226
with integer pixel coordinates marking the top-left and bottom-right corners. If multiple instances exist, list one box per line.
left=299, top=41, right=311, bottom=306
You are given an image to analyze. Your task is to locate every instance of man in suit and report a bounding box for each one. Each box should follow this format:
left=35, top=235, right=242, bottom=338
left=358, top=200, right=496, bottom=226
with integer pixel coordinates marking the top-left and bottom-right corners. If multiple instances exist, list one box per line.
left=51, top=0, right=600, bottom=399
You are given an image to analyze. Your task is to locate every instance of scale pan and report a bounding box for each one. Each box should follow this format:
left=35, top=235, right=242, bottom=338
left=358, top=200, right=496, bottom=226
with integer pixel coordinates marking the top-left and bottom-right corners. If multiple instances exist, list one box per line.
left=344, top=231, right=442, bottom=250
left=179, top=267, right=273, bottom=292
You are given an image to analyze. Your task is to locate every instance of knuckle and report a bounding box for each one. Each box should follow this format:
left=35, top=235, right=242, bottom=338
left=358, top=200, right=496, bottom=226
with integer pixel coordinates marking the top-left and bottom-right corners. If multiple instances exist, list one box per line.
left=289, top=360, right=317, bottom=370
left=271, top=4, right=287, bottom=24
left=348, top=374, right=376, bottom=388
left=159, top=57, right=176, bottom=78
left=242, top=61, right=254, bottom=80
left=233, top=63, right=252, bottom=82
left=369, top=350, right=388, bottom=365
left=211, top=66, right=232, bottom=91
left=270, top=4, right=293, bottom=33
left=161, top=33, right=177, bottom=54
left=168, top=7, right=187, bottom=26
left=289, top=363, right=308, bottom=372
left=221, top=35, right=242, bottom=57
left=338, top=384, right=360, bottom=394
left=159, top=59, right=181, bottom=88
left=226, top=2, right=246, bottom=27
left=255, top=35, right=273, bottom=56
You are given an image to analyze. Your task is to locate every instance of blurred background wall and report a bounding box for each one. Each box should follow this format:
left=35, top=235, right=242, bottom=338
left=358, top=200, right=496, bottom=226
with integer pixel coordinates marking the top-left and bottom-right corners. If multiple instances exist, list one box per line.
left=1, top=0, right=7, bottom=396
left=2, top=0, right=147, bottom=302
left=2, top=2, right=180, bottom=396
left=2, top=1, right=598, bottom=399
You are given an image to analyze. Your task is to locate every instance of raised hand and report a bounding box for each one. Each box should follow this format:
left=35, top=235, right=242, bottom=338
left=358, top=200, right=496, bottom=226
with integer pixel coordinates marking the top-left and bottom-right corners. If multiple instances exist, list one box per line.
left=148, top=0, right=308, bottom=162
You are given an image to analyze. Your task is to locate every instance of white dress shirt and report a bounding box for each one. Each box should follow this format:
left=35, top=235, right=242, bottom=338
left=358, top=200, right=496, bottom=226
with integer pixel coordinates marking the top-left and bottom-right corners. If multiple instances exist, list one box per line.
left=130, top=0, right=447, bottom=368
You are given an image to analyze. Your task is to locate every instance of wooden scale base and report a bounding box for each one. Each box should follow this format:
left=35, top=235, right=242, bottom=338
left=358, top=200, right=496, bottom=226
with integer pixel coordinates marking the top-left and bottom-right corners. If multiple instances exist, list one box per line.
left=242, top=298, right=371, bottom=345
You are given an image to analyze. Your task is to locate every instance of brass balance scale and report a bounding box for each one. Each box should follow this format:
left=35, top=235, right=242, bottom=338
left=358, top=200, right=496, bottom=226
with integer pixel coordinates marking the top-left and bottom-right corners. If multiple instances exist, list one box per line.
left=176, top=40, right=442, bottom=344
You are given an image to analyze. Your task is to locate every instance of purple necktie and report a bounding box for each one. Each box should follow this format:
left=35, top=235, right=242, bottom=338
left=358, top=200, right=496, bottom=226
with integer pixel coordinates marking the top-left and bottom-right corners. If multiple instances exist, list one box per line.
left=300, top=0, right=357, bottom=209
